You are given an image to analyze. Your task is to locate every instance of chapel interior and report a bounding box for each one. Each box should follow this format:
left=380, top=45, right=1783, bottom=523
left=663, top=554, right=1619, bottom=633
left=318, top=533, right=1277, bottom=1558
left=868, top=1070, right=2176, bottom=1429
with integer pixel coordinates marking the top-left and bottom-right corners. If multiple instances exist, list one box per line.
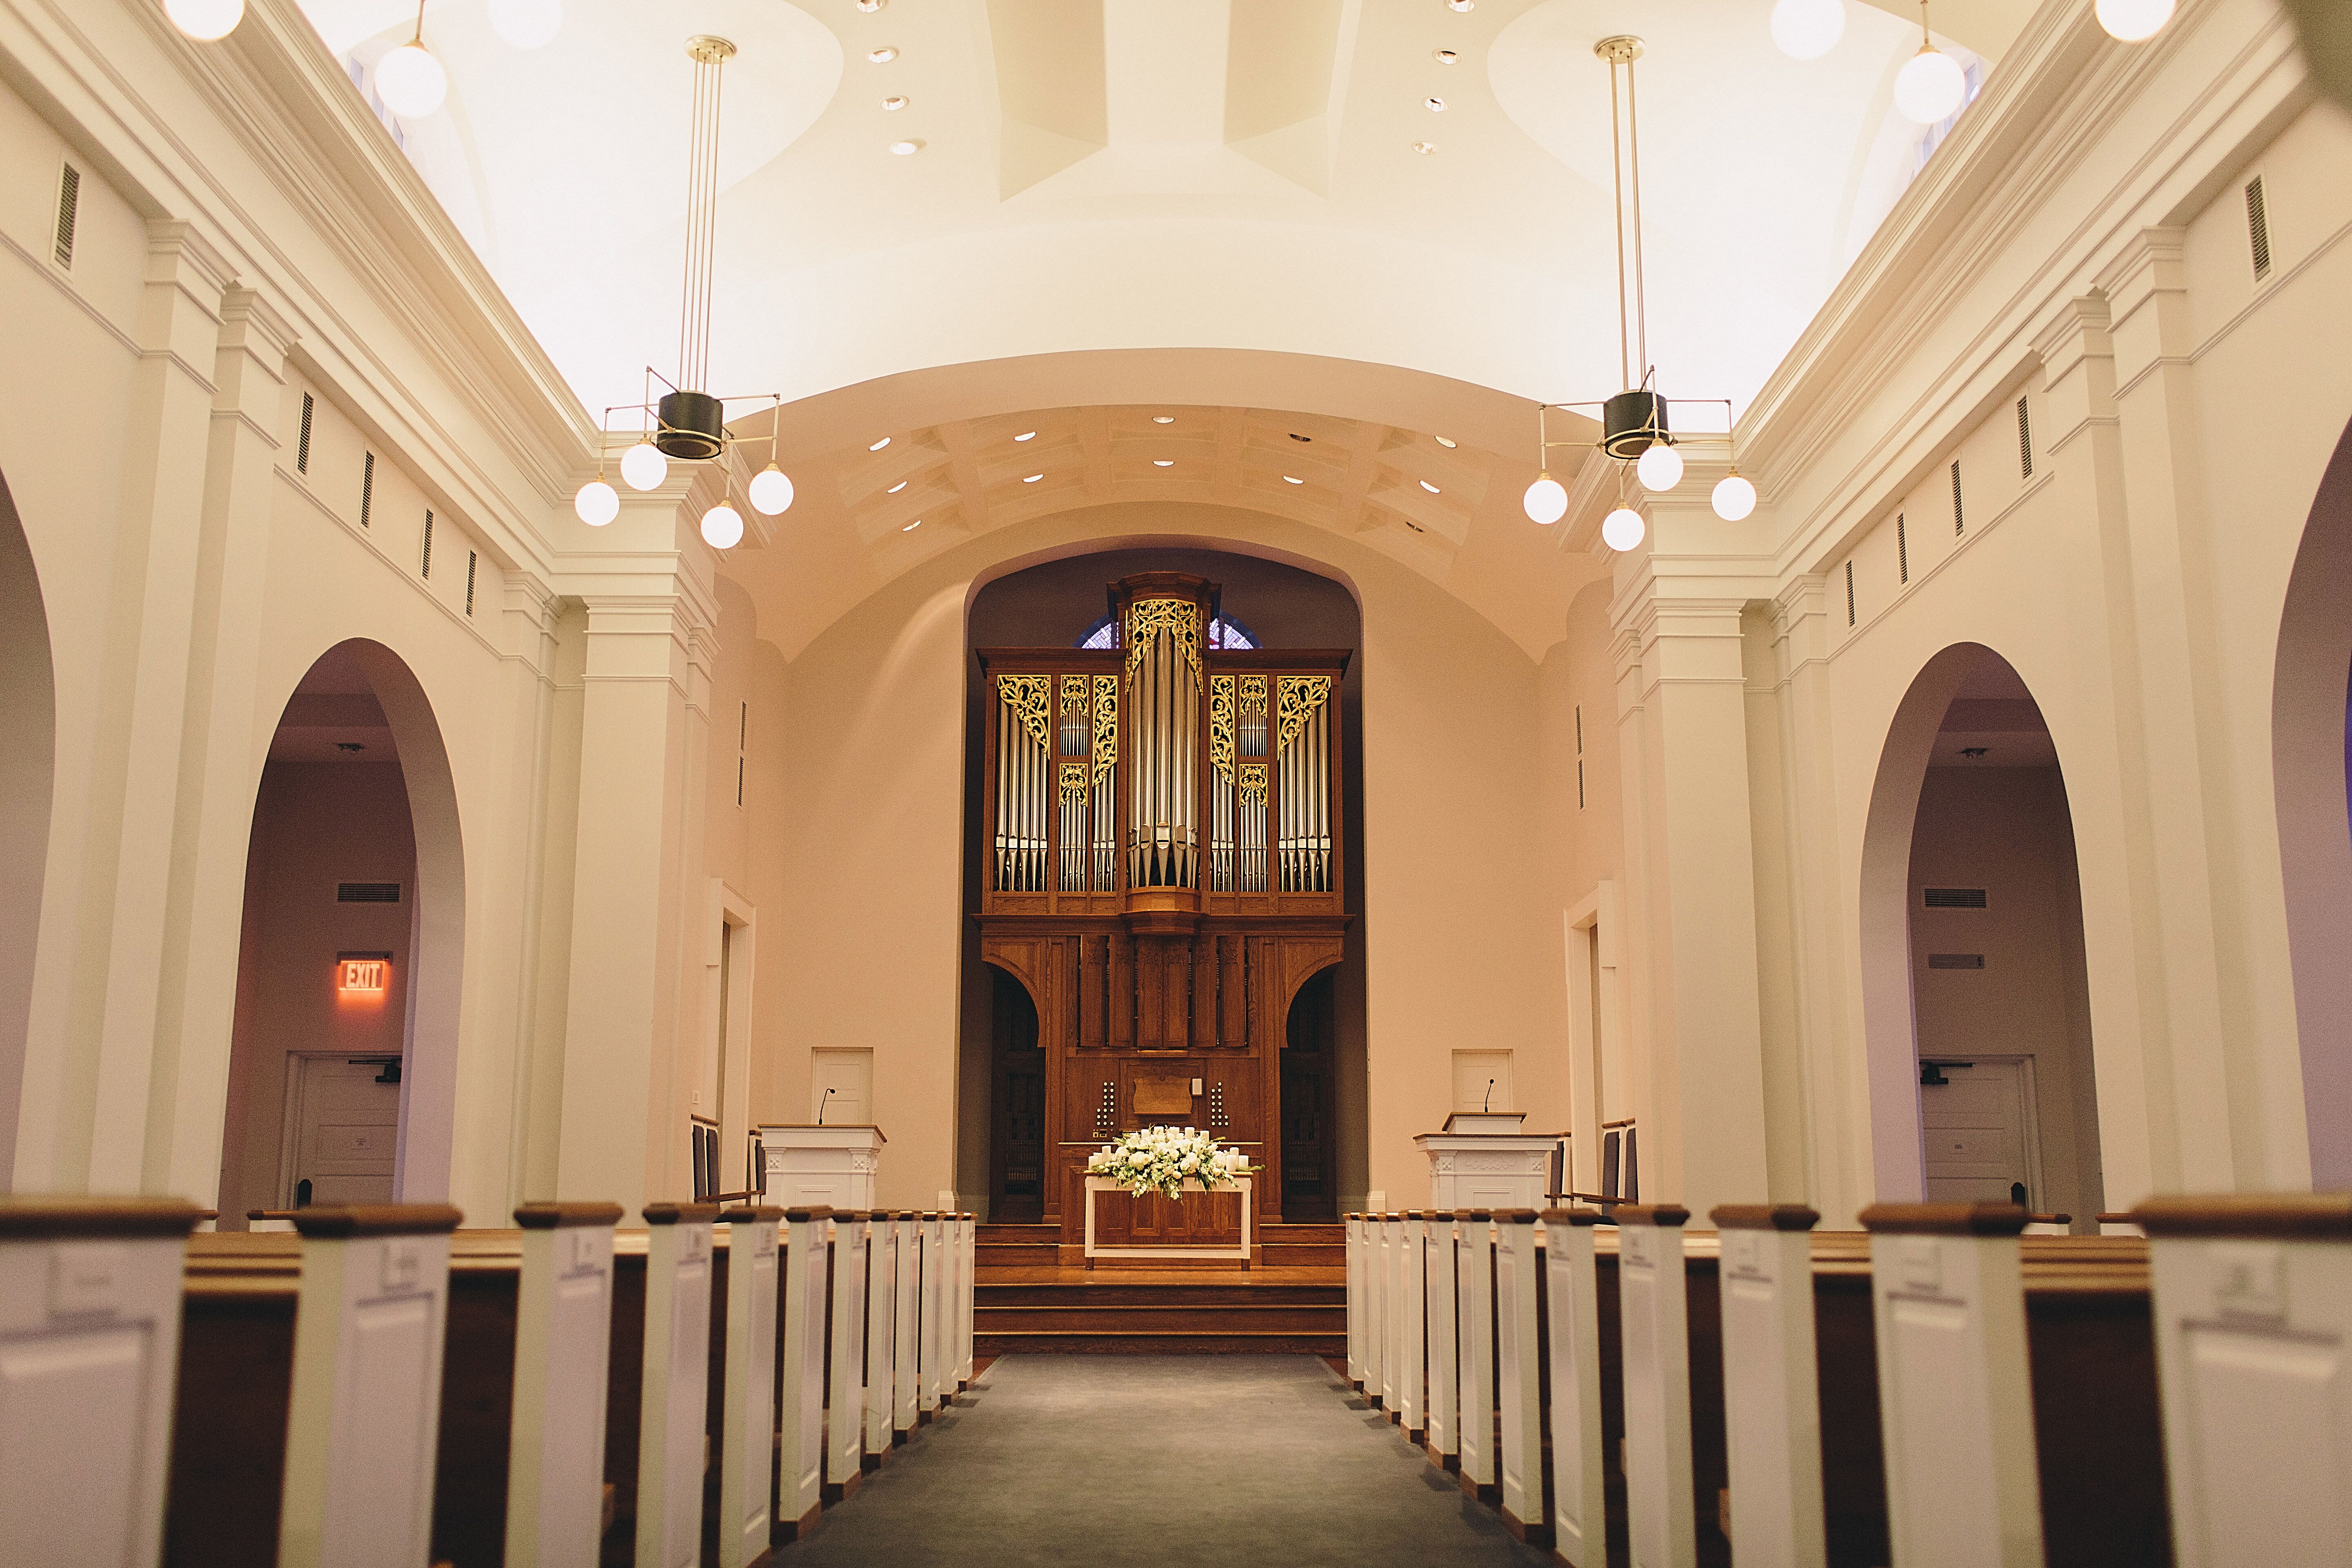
left=5, top=0, right=2352, bottom=1564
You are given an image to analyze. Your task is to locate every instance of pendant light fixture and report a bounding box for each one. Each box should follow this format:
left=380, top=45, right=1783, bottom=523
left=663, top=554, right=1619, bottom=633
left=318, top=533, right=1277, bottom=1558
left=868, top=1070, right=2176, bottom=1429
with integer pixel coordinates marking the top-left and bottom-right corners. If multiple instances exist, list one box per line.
left=2095, top=0, right=2176, bottom=42
left=1521, top=36, right=1758, bottom=543
left=1770, top=0, right=1845, bottom=60
left=163, top=0, right=245, bottom=40
left=373, top=0, right=449, bottom=119
left=1894, top=1, right=1968, bottom=125
left=574, top=36, right=796, bottom=547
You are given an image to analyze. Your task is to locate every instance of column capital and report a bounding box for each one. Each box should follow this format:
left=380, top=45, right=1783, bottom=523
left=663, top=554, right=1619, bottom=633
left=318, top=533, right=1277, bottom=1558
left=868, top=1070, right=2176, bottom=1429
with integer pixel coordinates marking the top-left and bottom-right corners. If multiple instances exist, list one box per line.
left=2029, top=294, right=2114, bottom=387
left=2093, top=226, right=2188, bottom=336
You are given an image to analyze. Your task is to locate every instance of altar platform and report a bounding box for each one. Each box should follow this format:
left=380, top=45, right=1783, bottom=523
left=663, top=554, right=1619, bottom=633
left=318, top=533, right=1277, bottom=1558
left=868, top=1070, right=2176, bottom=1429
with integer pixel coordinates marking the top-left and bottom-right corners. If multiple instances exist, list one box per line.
left=974, top=1221, right=1343, bottom=1355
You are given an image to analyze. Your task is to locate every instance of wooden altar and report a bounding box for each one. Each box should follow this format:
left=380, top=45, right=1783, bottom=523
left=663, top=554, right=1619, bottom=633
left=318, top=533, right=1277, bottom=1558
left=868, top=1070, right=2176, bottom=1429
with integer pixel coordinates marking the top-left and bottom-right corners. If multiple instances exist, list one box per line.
left=977, top=574, right=1351, bottom=1263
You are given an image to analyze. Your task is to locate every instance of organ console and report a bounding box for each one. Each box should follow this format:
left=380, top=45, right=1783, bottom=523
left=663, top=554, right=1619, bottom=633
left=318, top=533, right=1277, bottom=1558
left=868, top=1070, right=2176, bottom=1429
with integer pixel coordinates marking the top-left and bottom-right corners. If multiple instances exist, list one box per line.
left=977, top=573, right=1350, bottom=1255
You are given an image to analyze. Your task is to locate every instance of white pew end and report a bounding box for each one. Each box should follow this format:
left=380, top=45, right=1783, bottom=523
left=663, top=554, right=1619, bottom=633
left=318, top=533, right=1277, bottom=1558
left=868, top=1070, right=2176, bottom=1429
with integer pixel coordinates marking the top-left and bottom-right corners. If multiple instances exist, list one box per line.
left=1363, top=1212, right=1389, bottom=1409
left=1383, top=1212, right=1408, bottom=1418
left=1455, top=1209, right=1499, bottom=1501
left=1398, top=1212, right=1430, bottom=1441
left=0, top=1196, right=205, bottom=1568
left=918, top=1212, right=947, bottom=1421
left=1492, top=1209, right=1548, bottom=1546
left=864, top=1210, right=897, bottom=1467
left=957, top=1213, right=977, bottom=1390
left=716, top=1206, right=782, bottom=1568
left=1422, top=1209, right=1461, bottom=1469
left=825, top=1212, right=870, bottom=1502
left=1710, top=1203, right=1827, bottom=1568
left=633, top=1201, right=717, bottom=1568
left=1860, top=1200, right=2043, bottom=1568
left=1345, top=1214, right=1366, bottom=1390
left=1541, top=1206, right=1610, bottom=1568
left=777, top=1205, right=832, bottom=1543
left=891, top=1211, right=920, bottom=1441
left=506, top=1201, right=624, bottom=1568
left=1618, top=1203, right=1698, bottom=1568
left=278, top=1202, right=465, bottom=1568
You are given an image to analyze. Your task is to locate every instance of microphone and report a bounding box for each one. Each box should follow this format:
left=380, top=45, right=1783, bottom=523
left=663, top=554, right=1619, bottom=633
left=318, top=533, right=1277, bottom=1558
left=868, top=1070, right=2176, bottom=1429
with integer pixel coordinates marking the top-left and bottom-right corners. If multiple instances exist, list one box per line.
left=819, top=1087, right=835, bottom=1126
left=1483, top=1078, right=1495, bottom=1113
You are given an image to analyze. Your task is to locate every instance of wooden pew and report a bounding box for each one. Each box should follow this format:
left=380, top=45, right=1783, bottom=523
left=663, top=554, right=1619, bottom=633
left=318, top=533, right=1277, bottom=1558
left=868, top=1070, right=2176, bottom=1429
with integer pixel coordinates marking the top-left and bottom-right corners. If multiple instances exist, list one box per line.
left=2133, top=1194, right=2351, bottom=1568
left=0, top=1196, right=206, bottom=1568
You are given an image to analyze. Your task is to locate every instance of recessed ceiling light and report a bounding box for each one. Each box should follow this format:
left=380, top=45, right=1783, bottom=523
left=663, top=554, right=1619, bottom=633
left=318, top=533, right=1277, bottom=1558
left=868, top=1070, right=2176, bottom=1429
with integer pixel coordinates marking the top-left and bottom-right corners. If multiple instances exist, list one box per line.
left=888, top=480, right=907, bottom=494
left=1435, top=435, right=1458, bottom=448
left=902, top=519, right=922, bottom=531
left=1015, top=430, right=1036, bottom=441
left=1153, top=459, right=1175, bottom=467
left=1413, top=141, right=1439, bottom=155
left=856, top=0, right=884, bottom=11
left=1426, top=97, right=1448, bottom=112
left=1420, top=480, right=1441, bottom=494
left=889, top=139, right=923, bottom=156
left=1023, top=473, right=1043, bottom=483
left=1283, top=475, right=1305, bottom=485
left=869, top=436, right=891, bottom=450
left=868, top=45, right=897, bottom=62
left=1152, top=415, right=1175, bottom=424
left=1434, top=48, right=1459, bottom=63
left=882, top=95, right=908, bottom=110
left=1447, top=0, right=1474, bottom=11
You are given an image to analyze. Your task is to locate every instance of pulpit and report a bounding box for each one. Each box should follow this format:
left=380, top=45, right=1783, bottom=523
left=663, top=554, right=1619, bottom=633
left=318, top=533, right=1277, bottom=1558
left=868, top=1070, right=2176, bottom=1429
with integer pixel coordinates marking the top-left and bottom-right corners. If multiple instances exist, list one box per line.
left=758, top=1125, right=883, bottom=1211
left=1415, top=1116, right=1562, bottom=1212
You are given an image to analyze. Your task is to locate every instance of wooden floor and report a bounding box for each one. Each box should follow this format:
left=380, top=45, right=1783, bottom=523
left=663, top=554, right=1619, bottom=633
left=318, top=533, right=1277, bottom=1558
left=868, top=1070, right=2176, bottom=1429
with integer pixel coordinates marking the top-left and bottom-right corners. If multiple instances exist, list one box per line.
left=975, top=1221, right=1345, bottom=1354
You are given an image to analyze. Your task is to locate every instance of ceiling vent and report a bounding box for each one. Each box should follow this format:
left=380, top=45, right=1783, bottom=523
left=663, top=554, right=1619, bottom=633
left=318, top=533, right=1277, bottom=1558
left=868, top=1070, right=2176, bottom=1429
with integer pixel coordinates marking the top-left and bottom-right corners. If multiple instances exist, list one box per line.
left=1923, top=886, right=1988, bottom=909
left=2246, top=174, right=2271, bottom=280
left=53, top=162, right=79, bottom=270
left=336, top=882, right=401, bottom=903
left=1927, top=953, right=1987, bottom=969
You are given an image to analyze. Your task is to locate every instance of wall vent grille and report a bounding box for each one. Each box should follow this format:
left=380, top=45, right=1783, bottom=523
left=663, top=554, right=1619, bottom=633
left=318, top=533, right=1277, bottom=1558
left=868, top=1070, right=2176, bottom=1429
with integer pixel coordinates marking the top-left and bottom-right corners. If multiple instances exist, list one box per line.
left=1897, top=513, right=1909, bottom=583
left=1951, top=461, right=1964, bottom=535
left=52, top=163, right=79, bottom=270
left=421, top=510, right=434, bottom=578
left=297, top=392, right=315, bottom=474
left=2017, top=396, right=2033, bottom=478
left=1927, top=953, right=1987, bottom=970
left=336, top=882, right=401, bottom=903
left=465, top=550, right=478, bottom=616
left=1845, top=560, right=1855, bottom=626
left=360, top=452, right=374, bottom=528
left=1923, top=886, right=1988, bottom=909
left=2247, top=175, right=2271, bottom=280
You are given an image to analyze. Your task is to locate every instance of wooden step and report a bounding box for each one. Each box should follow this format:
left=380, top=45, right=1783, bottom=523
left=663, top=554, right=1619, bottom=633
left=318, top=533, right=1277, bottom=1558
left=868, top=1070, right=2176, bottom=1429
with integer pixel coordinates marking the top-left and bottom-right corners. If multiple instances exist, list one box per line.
left=1260, top=1243, right=1344, bottom=1266
left=979, top=1304, right=1341, bottom=1334
left=975, top=1330, right=1344, bottom=1355
left=976, top=1242, right=1060, bottom=1266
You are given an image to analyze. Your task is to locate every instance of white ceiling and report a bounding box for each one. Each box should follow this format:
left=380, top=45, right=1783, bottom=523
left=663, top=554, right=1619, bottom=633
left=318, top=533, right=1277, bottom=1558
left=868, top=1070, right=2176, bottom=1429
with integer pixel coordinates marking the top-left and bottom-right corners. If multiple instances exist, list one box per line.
left=294, top=0, right=2005, bottom=430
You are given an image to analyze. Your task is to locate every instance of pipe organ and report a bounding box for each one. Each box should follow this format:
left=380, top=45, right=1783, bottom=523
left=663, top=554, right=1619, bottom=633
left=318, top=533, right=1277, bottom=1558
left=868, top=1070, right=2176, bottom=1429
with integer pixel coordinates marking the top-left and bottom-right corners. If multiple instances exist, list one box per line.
left=978, top=573, right=1350, bottom=1254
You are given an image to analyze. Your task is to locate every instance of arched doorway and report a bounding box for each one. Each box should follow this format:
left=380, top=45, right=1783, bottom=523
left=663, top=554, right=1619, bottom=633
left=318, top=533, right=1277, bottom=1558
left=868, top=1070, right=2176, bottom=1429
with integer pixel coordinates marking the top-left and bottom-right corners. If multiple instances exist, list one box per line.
left=1280, top=966, right=1338, bottom=1220
left=0, top=469, right=54, bottom=1179
left=215, top=640, right=463, bottom=1223
left=2274, top=416, right=2352, bottom=1189
left=1860, top=645, right=2105, bottom=1223
left=984, top=965, right=1045, bottom=1222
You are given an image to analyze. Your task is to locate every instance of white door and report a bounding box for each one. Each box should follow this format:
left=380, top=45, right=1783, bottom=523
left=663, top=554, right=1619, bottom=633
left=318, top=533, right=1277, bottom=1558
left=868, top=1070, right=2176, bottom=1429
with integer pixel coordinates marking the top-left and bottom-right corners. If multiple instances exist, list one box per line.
left=1919, top=1058, right=2038, bottom=1206
left=282, top=1057, right=401, bottom=1207
left=1452, top=1049, right=1515, bottom=1114
left=811, top=1048, right=873, bottom=1127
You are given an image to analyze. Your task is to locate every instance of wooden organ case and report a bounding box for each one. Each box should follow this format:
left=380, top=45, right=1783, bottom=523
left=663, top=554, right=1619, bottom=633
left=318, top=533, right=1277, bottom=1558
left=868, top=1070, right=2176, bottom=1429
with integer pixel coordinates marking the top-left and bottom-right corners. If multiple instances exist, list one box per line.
left=977, top=573, right=1350, bottom=1260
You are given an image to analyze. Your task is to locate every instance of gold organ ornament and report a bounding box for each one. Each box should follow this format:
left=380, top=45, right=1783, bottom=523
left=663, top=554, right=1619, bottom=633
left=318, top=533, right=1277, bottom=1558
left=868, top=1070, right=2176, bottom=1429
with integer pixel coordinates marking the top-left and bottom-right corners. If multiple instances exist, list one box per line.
left=1238, top=762, right=1268, bottom=802
left=997, top=674, right=1052, bottom=751
left=1091, top=676, right=1118, bottom=786
left=1211, top=675, right=1236, bottom=784
left=1276, top=675, right=1333, bottom=751
left=1123, top=598, right=1202, bottom=689
left=1059, top=762, right=1089, bottom=801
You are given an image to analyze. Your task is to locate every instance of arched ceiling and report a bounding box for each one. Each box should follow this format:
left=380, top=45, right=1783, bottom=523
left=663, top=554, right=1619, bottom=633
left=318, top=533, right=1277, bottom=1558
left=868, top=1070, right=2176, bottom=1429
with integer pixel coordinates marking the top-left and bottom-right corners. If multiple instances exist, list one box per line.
left=294, top=0, right=2013, bottom=427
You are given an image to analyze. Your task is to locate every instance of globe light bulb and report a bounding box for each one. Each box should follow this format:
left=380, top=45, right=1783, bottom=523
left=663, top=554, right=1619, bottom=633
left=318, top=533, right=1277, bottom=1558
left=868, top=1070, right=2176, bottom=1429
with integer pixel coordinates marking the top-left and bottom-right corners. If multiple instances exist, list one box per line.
left=1635, top=442, right=1684, bottom=492
left=1894, top=47, right=1967, bottom=125
left=1523, top=473, right=1568, bottom=526
left=1711, top=472, right=1758, bottom=522
left=700, top=503, right=745, bottom=550
left=619, top=441, right=667, bottom=492
left=1770, top=0, right=1844, bottom=60
left=489, top=0, right=562, bottom=49
left=1602, top=505, right=1647, bottom=552
left=164, top=0, right=245, bottom=40
left=574, top=479, right=619, bottom=526
left=373, top=41, right=449, bottom=118
left=2094, top=0, right=2174, bottom=41
left=748, top=463, right=795, bottom=516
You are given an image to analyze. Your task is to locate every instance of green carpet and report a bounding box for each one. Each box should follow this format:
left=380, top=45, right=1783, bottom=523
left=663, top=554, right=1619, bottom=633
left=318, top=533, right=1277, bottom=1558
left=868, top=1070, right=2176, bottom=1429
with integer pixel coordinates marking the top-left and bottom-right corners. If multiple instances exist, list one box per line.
left=777, top=1354, right=1555, bottom=1566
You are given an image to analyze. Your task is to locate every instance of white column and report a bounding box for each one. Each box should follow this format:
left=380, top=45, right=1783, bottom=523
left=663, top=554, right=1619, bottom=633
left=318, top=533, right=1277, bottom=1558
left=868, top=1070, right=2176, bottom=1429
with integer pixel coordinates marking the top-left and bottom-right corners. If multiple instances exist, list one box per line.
left=1619, top=1204, right=1697, bottom=1568
left=865, top=1212, right=897, bottom=1461
left=826, top=1213, right=870, bottom=1497
left=1398, top=1211, right=1428, bottom=1438
left=506, top=1201, right=622, bottom=1568
left=1544, top=1207, right=1610, bottom=1567
left=0, top=1197, right=203, bottom=1568
left=1712, top=1204, right=1826, bottom=1568
left=1863, top=1203, right=2043, bottom=1568
left=1494, top=1209, right=1546, bottom=1542
left=2136, top=1195, right=2352, bottom=1568
left=892, top=1211, right=920, bottom=1437
left=278, top=1203, right=463, bottom=1568
left=1456, top=1209, right=1497, bottom=1497
left=1423, top=1211, right=1459, bottom=1463
left=776, top=1206, right=831, bottom=1539
left=633, top=1203, right=715, bottom=1568
left=717, top=1207, right=780, bottom=1568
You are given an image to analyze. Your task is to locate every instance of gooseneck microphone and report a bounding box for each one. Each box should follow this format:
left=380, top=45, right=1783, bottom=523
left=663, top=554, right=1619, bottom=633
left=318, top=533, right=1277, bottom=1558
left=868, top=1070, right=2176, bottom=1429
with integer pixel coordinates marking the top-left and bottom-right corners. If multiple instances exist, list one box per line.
left=818, top=1087, right=835, bottom=1126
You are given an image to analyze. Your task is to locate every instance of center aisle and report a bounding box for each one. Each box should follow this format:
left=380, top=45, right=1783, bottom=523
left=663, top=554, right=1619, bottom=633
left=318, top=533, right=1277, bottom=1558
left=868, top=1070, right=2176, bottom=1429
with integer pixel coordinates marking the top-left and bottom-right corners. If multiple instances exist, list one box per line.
left=776, top=1354, right=1554, bottom=1567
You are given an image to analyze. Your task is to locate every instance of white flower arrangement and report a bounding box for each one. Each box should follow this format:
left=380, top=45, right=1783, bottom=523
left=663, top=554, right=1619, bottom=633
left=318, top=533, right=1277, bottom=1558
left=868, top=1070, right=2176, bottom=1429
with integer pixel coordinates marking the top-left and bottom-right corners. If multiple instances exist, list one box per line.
left=1084, top=1127, right=1254, bottom=1202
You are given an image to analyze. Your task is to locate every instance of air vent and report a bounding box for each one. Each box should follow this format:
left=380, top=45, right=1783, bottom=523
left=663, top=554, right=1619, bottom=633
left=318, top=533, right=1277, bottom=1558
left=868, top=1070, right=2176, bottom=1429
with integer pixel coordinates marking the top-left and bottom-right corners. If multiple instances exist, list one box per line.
left=2246, top=175, right=2271, bottom=280
left=465, top=550, right=478, bottom=616
left=1845, top=560, right=1855, bottom=626
left=361, top=452, right=374, bottom=528
left=1951, top=461, right=1964, bottom=535
left=2017, top=396, right=2033, bottom=479
left=1927, top=953, right=1987, bottom=970
left=1897, top=513, right=1909, bottom=583
left=336, top=882, right=401, bottom=903
left=297, top=391, right=314, bottom=474
left=1924, top=886, right=1988, bottom=909
left=53, top=162, right=79, bottom=270
left=421, top=510, right=434, bottom=578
